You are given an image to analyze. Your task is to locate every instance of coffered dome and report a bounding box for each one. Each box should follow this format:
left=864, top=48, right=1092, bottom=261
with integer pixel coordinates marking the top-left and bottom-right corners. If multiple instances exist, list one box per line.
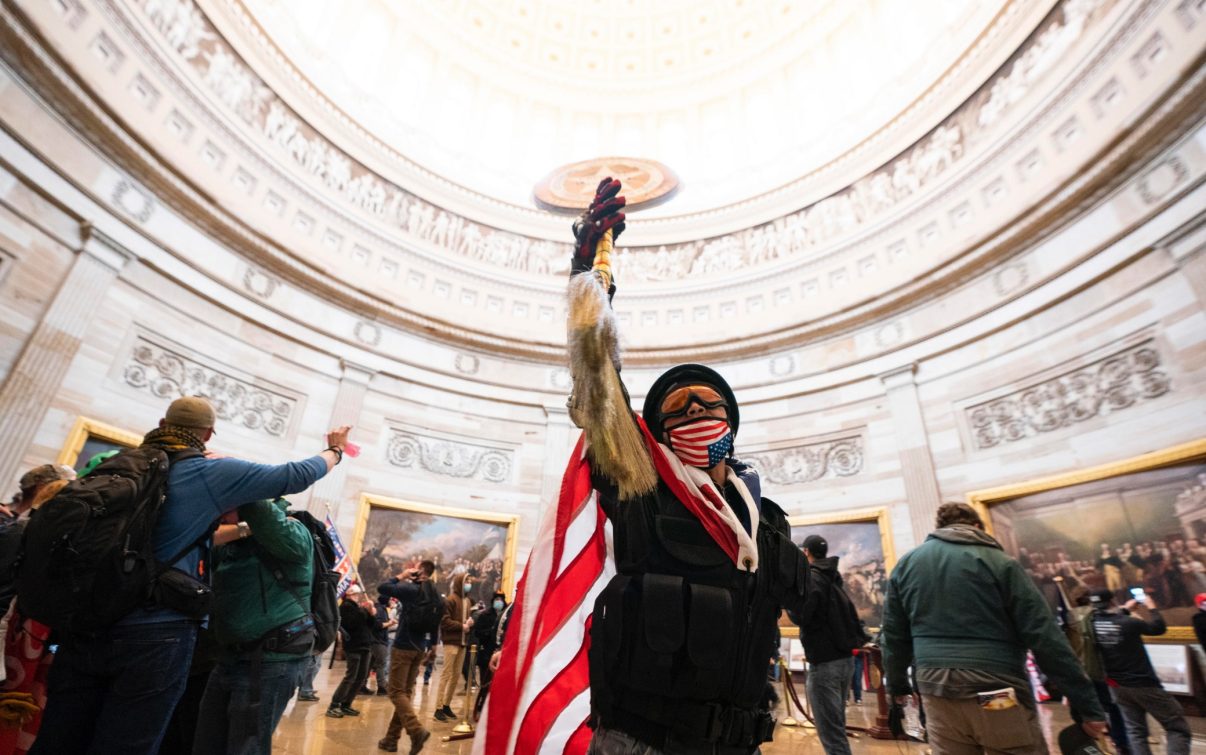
left=241, top=0, right=1007, bottom=216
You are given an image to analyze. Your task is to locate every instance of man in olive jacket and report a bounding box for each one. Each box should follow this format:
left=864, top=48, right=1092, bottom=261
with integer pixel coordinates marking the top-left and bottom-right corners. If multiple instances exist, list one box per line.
left=882, top=503, right=1107, bottom=754
left=194, top=498, right=315, bottom=755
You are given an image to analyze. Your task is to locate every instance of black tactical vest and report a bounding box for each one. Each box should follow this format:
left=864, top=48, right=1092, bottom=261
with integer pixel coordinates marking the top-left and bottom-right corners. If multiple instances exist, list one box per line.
left=588, top=475, right=807, bottom=750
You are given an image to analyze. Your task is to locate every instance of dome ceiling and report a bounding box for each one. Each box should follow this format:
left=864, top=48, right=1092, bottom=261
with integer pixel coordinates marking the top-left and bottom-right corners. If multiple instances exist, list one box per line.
left=239, top=0, right=1008, bottom=217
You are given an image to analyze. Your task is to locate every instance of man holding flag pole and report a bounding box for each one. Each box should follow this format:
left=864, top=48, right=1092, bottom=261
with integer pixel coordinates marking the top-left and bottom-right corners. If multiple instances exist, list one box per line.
left=476, top=179, right=808, bottom=755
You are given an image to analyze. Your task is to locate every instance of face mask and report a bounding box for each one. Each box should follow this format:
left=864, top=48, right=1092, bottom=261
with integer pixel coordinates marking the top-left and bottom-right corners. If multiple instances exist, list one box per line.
left=463, top=584, right=472, bottom=595
left=493, top=600, right=504, bottom=611
left=666, top=417, right=733, bottom=468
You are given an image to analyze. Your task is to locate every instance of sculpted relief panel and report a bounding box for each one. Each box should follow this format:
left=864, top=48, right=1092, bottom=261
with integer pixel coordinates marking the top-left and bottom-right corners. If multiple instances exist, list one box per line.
left=385, top=430, right=514, bottom=484
left=122, top=336, right=298, bottom=436
left=135, top=0, right=1107, bottom=281
left=743, top=434, right=865, bottom=485
left=966, top=340, right=1171, bottom=450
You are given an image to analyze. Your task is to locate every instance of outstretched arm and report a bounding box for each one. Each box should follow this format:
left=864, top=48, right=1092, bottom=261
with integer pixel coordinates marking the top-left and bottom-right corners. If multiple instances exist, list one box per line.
left=566, top=178, right=656, bottom=500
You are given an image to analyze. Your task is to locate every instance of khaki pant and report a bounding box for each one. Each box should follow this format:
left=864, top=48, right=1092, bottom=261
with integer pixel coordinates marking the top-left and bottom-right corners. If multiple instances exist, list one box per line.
left=383, top=648, right=425, bottom=746
left=436, top=644, right=466, bottom=709
left=921, top=694, right=1047, bottom=755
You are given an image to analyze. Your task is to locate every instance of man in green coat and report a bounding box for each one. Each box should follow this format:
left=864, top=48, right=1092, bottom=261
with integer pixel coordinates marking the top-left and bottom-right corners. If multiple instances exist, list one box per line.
left=881, top=503, right=1107, bottom=754
left=193, top=498, right=315, bottom=755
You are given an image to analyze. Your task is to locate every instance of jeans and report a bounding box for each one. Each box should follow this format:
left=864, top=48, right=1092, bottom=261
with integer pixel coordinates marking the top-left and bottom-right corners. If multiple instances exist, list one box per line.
left=383, top=648, right=427, bottom=746
left=806, top=657, right=853, bottom=755
left=1109, top=685, right=1192, bottom=755
left=851, top=652, right=864, bottom=703
left=193, top=656, right=306, bottom=755
left=30, top=620, right=198, bottom=755
left=332, top=648, right=371, bottom=708
left=587, top=727, right=762, bottom=755
left=297, top=653, right=321, bottom=697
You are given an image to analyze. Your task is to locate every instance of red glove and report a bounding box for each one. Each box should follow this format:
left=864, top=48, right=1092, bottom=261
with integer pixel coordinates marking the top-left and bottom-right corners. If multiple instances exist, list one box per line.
left=571, top=177, right=626, bottom=274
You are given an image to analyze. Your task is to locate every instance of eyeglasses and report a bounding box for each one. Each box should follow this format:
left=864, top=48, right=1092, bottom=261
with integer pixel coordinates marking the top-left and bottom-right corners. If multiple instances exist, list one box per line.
left=659, top=384, right=728, bottom=419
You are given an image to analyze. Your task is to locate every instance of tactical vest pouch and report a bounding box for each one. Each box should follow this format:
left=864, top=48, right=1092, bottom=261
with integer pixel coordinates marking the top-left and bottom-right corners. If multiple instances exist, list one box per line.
left=655, top=515, right=728, bottom=567
left=686, top=583, right=731, bottom=671
left=643, top=574, right=685, bottom=657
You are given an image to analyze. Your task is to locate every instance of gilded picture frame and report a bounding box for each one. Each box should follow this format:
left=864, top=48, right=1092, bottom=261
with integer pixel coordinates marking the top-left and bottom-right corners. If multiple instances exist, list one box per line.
left=781, top=507, right=897, bottom=638
left=56, top=416, right=141, bottom=470
left=968, top=438, right=1206, bottom=644
left=351, top=494, right=520, bottom=603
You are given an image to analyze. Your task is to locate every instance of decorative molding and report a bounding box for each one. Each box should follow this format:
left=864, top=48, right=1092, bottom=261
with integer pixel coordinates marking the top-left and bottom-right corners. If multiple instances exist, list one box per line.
left=111, top=178, right=154, bottom=223
left=136, top=0, right=1108, bottom=281
left=966, top=340, right=1171, bottom=449
left=242, top=266, right=278, bottom=298
left=385, top=429, right=513, bottom=484
left=768, top=354, right=796, bottom=377
left=122, top=336, right=297, bottom=436
left=454, top=353, right=480, bottom=375
left=744, top=433, right=865, bottom=485
left=1136, top=155, right=1189, bottom=204
left=992, top=261, right=1030, bottom=296
left=352, top=320, right=381, bottom=346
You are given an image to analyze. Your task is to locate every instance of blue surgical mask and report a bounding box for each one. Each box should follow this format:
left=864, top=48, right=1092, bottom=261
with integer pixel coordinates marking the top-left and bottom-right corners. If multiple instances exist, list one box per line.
left=493, top=600, right=504, bottom=611
left=463, top=583, right=472, bottom=595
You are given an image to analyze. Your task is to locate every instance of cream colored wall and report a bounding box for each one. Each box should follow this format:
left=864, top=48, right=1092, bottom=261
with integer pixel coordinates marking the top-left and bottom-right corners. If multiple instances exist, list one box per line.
left=0, top=0, right=1203, bottom=576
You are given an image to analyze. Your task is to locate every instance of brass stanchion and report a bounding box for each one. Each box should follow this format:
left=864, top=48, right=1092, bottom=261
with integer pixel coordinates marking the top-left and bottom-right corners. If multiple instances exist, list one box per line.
left=445, top=644, right=478, bottom=741
left=779, top=658, right=799, bottom=727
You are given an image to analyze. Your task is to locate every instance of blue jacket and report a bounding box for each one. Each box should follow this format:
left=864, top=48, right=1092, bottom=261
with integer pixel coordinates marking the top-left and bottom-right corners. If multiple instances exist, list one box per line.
left=122, top=454, right=328, bottom=625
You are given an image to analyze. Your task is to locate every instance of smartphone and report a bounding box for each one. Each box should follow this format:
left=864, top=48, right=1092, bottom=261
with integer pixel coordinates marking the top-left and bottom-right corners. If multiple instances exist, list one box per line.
left=1129, top=587, right=1147, bottom=602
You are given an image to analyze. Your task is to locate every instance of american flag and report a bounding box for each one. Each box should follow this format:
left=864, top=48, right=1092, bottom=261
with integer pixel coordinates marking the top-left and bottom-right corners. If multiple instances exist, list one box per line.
left=325, top=514, right=355, bottom=598
left=667, top=418, right=731, bottom=468
left=476, top=418, right=751, bottom=754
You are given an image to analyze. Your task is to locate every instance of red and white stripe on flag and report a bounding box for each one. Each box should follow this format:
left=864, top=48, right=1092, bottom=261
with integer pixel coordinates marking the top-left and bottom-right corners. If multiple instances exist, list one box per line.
left=476, top=433, right=611, bottom=755
left=667, top=420, right=730, bottom=467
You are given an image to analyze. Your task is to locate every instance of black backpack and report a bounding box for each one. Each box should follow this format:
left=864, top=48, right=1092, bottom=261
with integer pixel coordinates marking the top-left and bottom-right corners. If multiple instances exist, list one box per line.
left=408, top=580, right=444, bottom=636
left=16, top=447, right=202, bottom=634
left=259, top=510, right=341, bottom=654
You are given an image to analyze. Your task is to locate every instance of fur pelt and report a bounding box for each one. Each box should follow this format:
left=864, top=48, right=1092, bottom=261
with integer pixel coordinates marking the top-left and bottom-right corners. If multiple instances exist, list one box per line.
left=566, top=272, right=657, bottom=500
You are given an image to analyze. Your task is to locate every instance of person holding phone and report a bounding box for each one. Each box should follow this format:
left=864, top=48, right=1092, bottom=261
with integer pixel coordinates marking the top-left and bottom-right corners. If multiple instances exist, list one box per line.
left=1090, top=590, right=1191, bottom=755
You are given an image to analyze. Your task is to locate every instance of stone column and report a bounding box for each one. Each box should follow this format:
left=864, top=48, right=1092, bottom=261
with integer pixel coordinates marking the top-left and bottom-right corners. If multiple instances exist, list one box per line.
left=0, top=225, right=131, bottom=489
left=307, top=359, right=375, bottom=519
left=540, top=400, right=578, bottom=507
left=880, top=364, right=943, bottom=544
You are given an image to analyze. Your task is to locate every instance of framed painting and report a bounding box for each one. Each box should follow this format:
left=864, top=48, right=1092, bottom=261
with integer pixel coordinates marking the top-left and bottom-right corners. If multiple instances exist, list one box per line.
left=782, top=507, right=896, bottom=637
left=351, top=494, right=519, bottom=606
left=56, top=416, right=141, bottom=471
left=968, top=438, right=1206, bottom=643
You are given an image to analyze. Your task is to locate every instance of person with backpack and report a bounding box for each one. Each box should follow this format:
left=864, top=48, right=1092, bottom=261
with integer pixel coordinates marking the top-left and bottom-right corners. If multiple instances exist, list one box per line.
left=327, top=584, right=375, bottom=718
left=434, top=571, right=473, bottom=723
left=787, top=535, right=866, bottom=755
left=25, top=396, right=350, bottom=755
left=191, top=497, right=319, bottom=754
left=376, top=561, right=438, bottom=754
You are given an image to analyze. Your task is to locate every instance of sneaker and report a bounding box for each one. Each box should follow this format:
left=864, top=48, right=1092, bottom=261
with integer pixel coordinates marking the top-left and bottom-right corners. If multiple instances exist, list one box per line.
left=439, top=705, right=455, bottom=719
left=325, top=707, right=344, bottom=718
left=340, top=705, right=361, bottom=716
left=409, top=729, right=431, bottom=755
left=377, top=738, right=398, bottom=753
left=432, top=709, right=449, bottom=722
left=297, top=693, right=319, bottom=702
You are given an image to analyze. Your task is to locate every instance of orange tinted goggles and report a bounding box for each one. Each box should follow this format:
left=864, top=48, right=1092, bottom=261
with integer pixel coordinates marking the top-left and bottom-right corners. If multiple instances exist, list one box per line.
left=659, top=384, right=728, bottom=419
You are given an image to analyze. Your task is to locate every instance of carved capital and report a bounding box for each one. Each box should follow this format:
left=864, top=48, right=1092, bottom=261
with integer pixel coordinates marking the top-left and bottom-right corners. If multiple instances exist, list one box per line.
left=79, top=224, right=133, bottom=273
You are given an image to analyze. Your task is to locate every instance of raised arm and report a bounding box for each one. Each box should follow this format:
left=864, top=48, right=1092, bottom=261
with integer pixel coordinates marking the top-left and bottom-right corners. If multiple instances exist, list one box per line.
left=566, top=178, right=656, bottom=500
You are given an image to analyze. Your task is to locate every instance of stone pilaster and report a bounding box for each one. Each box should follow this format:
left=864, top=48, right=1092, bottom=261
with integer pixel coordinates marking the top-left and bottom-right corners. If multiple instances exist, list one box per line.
left=0, top=225, right=130, bottom=489
left=540, top=400, right=578, bottom=508
left=307, top=359, right=374, bottom=518
left=880, top=364, right=943, bottom=544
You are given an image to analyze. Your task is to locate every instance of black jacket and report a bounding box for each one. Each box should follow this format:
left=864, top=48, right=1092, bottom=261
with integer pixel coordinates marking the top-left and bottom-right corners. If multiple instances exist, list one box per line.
left=789, top=557, right=862, bottom=664
left=340, top=598, right=374, bottom=652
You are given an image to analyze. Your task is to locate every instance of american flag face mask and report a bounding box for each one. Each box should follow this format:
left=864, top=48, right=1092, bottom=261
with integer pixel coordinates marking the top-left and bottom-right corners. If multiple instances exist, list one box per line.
left=665, top=417, right=733, bottom=468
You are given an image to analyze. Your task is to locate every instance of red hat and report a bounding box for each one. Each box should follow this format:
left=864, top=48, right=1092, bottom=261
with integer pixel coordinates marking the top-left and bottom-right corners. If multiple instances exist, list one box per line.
left=1195, top=593, right=1206, bottom=609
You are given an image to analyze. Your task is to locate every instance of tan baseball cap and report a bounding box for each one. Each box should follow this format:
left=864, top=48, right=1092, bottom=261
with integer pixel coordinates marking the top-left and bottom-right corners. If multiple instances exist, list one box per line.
left=19, top=464, right=74, bottom=492
left=164, top=396, right=217, bottom=432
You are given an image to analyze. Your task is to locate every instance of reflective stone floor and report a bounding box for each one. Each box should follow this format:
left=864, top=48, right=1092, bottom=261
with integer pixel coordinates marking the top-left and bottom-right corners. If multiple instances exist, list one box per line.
left=272, top=662, right=1203, bottom=754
